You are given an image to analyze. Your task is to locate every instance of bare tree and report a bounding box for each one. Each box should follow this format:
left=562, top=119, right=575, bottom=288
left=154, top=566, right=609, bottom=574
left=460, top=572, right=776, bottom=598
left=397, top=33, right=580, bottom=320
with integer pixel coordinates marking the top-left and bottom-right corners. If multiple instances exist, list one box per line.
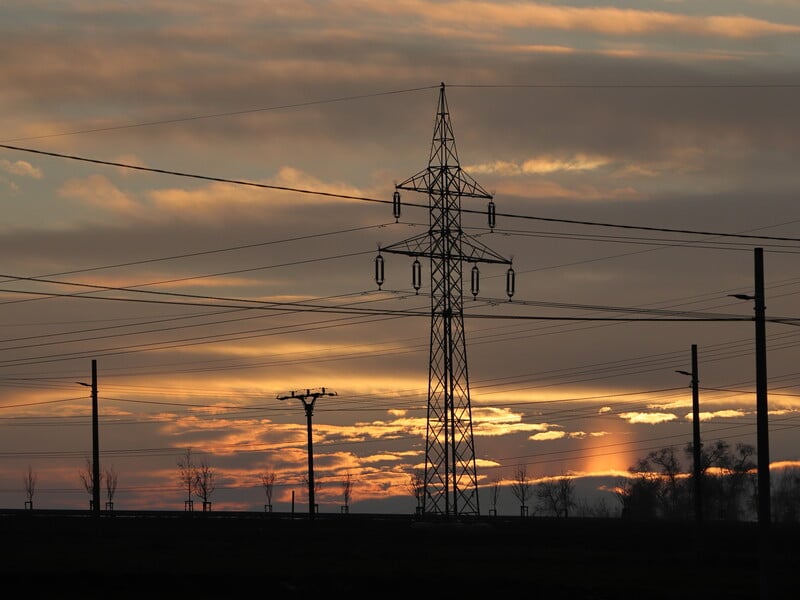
left=177, top=448, right=195, bottom=510
left=341, top=471, right=354, bottom=513
left=619, top=440, right=758, bottom=522
left=576, top=498, right=617, bottom=518
left=23, top=465, right=37, bottom=509
left=536, top=473, right=576, bottom=518
left=104, top=465, right=118, bottom=510
left=193, top=457, right=216, bottom=511
left=489, top=476, right=501, bottom=515
left=509, top=465, right=533, bottom=516
left=260, top=470, right=276, bottom=511
left=406, top=470, right=425, bottom=515
left=773, top=467, right=800, bottom=524
left=558, top=475, right=577, bottom=518
left=79, top=457, right=102, bottom=509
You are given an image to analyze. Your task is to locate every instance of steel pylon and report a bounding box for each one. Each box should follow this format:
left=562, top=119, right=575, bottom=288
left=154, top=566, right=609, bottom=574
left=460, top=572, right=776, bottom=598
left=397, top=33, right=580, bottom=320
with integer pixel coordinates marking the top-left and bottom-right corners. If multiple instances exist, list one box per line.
left=381, top=82, right=511, bottom=517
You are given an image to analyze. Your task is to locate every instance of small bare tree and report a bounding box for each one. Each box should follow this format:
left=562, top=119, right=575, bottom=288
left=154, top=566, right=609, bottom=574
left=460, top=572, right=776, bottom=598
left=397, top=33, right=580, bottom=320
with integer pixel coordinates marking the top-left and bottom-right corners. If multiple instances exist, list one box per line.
left=178, top=448, right=195, bottom=510
left=536, top=474, right=576, bottom=518
left=407, top=470, right=425, bottom=515
left=193, top=457, right=216, bottom=512
left=341, top=471, right=354, bottom=513
left=23, top=465, right=37, bottom=509
left=260, top=470, right=276, bottom=512
left=301, top=473, right=323, bottom=511
left=489, top=476, right=501, bottom=515
left=509, top=465, right=533, bottom=516
left=104, top=465, right=119, bottom=510
left=79, top=457, right=102, bottom=509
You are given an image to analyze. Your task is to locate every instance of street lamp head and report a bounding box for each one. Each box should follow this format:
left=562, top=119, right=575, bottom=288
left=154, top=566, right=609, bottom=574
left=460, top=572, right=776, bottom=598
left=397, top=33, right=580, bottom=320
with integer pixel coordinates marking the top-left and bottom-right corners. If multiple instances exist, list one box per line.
left=75, top=381, right=91, bottom=387
left=728, top=293, right=754, bottom=301
left=675, top=370, right=691, bottom=377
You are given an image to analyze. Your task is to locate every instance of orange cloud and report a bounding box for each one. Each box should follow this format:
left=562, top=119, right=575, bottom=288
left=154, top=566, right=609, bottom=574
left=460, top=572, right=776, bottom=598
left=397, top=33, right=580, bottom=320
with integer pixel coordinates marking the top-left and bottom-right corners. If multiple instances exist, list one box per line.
left=0, top=159, right=42, bottom=179
left=467, top=153, right=612, bottom=176
left=530, top=430, right=566, bottom=441
left=59, top=174, right=142, bottom=217
left=492, top=178, right=644, bottom=202
left=372, top=1, right=800, bottom=39
left=619, top=411, right=678, bottom=424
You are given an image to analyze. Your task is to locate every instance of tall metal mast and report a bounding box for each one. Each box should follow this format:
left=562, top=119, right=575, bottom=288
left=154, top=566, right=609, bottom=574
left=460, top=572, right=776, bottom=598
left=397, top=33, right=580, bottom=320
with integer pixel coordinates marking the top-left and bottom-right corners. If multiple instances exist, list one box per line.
left=379, top=83, right=513, bottom=517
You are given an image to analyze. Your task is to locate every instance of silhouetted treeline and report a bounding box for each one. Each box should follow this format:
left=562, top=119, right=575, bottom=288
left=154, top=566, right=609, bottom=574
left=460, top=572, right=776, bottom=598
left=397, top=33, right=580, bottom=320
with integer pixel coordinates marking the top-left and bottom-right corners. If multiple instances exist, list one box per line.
left=616, top=440, right=800, bottom=522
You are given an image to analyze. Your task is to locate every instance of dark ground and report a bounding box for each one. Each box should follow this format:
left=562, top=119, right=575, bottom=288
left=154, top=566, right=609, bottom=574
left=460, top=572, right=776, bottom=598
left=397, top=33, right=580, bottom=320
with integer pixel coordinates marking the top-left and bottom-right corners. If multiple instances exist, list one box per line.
left=0, top=510, right=796, bottom=598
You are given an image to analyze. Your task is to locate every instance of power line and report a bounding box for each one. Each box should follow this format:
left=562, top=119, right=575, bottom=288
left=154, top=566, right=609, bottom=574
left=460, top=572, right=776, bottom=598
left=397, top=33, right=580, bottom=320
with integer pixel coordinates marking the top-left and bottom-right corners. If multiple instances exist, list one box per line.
left=0, top=222, right=391, bottom=284
left=3, top=143, right=800, bottom=243
left=451, top=83, right=800, bottom=89
left=0, top=85, right=439, bottom=143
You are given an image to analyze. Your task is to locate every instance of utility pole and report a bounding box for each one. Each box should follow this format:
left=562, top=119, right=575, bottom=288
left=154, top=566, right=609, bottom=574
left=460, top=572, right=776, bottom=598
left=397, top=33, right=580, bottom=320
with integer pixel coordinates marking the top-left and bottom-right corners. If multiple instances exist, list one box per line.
left=730, top=247, right=770, bottom=600
left=730, top=247, right=770, bottom=528
left=77, top=359, right=100, bottom=515
left=378, top=82, right=513, bottom=517
left=278, top=387, right=337, bottom=519
left=753, top=247, right=770, bottom=531
left=677, top=344, right=702, bottom=525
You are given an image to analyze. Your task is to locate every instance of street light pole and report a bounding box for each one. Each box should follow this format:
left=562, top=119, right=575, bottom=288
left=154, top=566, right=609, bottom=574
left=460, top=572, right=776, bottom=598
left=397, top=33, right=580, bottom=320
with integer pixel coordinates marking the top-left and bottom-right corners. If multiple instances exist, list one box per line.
left=730, top=248, right=770, bottom=529
left=278, top=387, right=337, bottom=519
left=676, top=343, right=702, bottom=525
left=77, top=359, right=100, bottom=515
left=753, top=248, right=770, bottom=531
left=729, top=247, right=771, bottom=600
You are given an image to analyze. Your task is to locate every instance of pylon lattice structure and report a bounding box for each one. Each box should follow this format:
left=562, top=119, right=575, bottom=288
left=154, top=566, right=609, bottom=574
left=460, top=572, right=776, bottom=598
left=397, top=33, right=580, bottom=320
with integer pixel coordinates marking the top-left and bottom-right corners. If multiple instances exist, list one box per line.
left=380, top=82, right=512, bottom=517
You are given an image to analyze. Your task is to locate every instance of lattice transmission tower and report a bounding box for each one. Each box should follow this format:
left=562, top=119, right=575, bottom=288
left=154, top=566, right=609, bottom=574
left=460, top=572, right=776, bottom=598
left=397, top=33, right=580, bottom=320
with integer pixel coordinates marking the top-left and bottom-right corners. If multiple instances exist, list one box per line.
left=376, top=82, right=514, bottom=517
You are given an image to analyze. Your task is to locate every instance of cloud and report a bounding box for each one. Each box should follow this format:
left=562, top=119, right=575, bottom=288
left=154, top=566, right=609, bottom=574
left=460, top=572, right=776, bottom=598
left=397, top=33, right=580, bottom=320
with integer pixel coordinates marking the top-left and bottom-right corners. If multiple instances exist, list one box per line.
left=0, top=176, right=19, bottom=192
left=466, top=153, right=611, bottom=176
left=691, top=409, right=747, bottom=421
left=366, top=1, right=800, bottom=39
left=0, top=159, right=42, bottom=179
left=530, top=430, right=566, bottom=441
left=493, top=179, right=644, bottom=201
left=58, top=174, right=143, bottom=217
left=619, top=412, right=678, bottom=424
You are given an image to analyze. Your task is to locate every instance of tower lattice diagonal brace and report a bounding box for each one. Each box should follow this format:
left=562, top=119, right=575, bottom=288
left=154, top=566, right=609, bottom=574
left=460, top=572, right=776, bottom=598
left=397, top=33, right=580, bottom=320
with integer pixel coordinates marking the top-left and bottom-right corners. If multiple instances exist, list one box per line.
left=381, top=82, right=511, bottom=517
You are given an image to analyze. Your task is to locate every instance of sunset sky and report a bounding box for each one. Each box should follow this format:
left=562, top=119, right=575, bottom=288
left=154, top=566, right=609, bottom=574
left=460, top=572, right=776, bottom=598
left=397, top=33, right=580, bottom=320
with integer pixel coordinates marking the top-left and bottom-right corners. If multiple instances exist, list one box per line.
left=1, top=1, right=800, bottom=516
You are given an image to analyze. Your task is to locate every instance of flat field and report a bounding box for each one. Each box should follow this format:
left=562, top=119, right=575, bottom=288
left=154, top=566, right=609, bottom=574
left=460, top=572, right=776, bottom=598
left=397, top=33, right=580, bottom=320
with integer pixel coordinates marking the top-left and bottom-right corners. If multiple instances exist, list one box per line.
left=0, top=510, right=796, bottom=599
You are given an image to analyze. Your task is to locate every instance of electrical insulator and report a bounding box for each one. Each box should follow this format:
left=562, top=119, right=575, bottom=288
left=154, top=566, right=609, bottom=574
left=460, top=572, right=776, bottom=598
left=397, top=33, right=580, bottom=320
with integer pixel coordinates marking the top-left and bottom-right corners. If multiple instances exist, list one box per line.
left=393, top=190, right=401, bottom=222
left=470, top=264, right=479, bottom=300
left=412, top=259, right=422, bottom=294
left=375, top=253, right=385, bottom=290
left=506, top=265, right=515, bottom=301
left=488, top=200, right=496, bottom=231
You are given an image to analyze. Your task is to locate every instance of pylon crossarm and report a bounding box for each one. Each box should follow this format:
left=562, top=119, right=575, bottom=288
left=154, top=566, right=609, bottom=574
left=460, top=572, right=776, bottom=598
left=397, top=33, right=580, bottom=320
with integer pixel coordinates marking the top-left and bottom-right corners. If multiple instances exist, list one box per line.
left=382, top=234, right=509, bottom=265
left=459, top=234, right=512, bottom=264
left=397, top=167, right=492, bottom=200
left=380, top=232, right=432, bottom=256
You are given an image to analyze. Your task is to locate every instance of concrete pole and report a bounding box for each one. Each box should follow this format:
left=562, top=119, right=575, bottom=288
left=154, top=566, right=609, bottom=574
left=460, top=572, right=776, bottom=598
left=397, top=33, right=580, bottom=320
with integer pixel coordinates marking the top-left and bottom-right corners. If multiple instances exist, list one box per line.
left=690, top=344, right=702, bottom=525
left=91, top=359, right=100, bottom=515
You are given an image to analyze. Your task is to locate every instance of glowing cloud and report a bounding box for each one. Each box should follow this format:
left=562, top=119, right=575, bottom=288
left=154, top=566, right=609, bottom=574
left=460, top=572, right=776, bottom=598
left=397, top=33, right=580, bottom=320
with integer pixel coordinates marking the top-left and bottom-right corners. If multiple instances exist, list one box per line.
left=619, top=412, right=677, bottom=424
left=467, top=153, right=611, bottom=175
left=530, top=430, right=566, bottom=441
left=0, top=159, right=42, bottom=179
left=59, top=174, right=143, bottom=217
left=377, top=2, right=800, bottom=39
left=689, top=409, right=746, bottom=421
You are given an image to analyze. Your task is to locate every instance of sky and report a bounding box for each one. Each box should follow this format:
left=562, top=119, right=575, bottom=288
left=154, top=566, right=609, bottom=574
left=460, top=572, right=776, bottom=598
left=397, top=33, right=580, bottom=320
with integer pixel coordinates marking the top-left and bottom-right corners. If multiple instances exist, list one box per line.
left=1, top=0, right=800, bottom=516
